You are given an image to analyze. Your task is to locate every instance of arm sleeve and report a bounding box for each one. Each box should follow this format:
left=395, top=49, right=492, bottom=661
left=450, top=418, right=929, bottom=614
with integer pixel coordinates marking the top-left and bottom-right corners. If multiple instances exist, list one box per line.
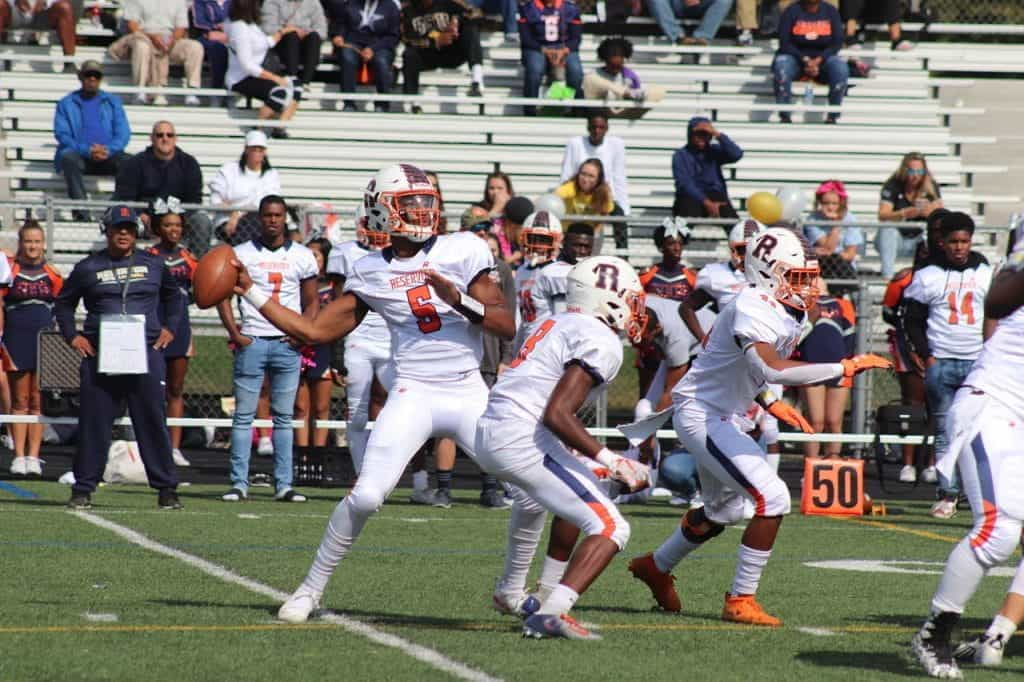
left=173, top=3, right=188, bottom=29
left=312, top=1, right=328, bottom=37
left=567, top=332, right=622, bottom=385
left=777, top=9, right=799, bottom=58
left=301, top=250, right=320, bottom=281
left=713, top=134, right=744, bottom=164
left=560, top=140, right=578, bottom=183
left=672, top=149, right=705, bottom=203
left=54, top=263, right=84, bottom=342
left=611, top=139, right=630, bottom=214
left=208, top=165, right=229, bottom=205
left=373, top=2, right=402, bottom=51
left=261, top=1, right=284, bottom=34
left=230, top=24, right=268, bottom=79
left=159, top=264, right=185, bottom=332
left=113, top=156, right=139, bottom=200
left=824, top=8, right=843, bottom=58
left=53, top=100, right=89, bottom=158
left=518, top=6, right=540, bottom=51
left=903, top=300, right=932, bottom=358
left=185, top=156, right=204, bottom=205
left=462, top=233, right=496, bottom=288
left=108, top=98, right=131, bottom=155
left=565, top=6, right=582, bottom=51
left=744, top=345, right=844, bottom=386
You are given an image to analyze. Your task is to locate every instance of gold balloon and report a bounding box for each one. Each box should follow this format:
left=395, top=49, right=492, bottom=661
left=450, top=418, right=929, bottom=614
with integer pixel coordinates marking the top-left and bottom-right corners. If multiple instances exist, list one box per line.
left=747, top=192, right=783, bottom=225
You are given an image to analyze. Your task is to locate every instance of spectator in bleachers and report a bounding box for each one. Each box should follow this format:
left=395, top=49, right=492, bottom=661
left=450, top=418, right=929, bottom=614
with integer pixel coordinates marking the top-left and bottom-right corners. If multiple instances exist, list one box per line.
left=517, top=0, right=582, bottom=117
left=502, top=195, right=532, bottom=266
left=560, top=112, right=630, bottom=218
left=324, top=0, right=400, bottom=112
left=646, top=0, right=733, bottom=46
left=772, top=0, right=847, bottom=125
left=227, top=0, right=302, bottom=139
left=842, top=0, right=912, bottom=50
left=903, top=212, right=993, bottom=519
left=261, top=0, right=327, bottom=86
left=480, top=171, right=517, bottom=260
left=146, top=197, right=195, bottom=468
left=108, top=0, right=204, bottom=106
left=797, top=277, right=855, bottom=458
left=0, top=0, right=76, bottom=59
left=192, top=0, right=232, bottom=92
left=114, top=121, right=213, bottom=256
left=54, top=60, right=132, bottom=218
left=804, top=179, right=863, bottom=279
left=733, top=0, right=837, bottom=45
left=671, top=116, right=741, bottom=223
left=555, top=157, right=623, bottom=250
left=875, top=151, right=944, bottom=278
left=581, top=38, right=664, bottom=116
left=401, top=0, right=485, bottom=109
left=211, top=130, right=283, bottom=245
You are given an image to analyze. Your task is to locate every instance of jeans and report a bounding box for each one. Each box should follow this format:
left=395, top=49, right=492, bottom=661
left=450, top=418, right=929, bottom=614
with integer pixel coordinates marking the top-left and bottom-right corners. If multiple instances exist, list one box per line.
left=337, top=46, right=395, bottom=108
left=58, top=149, right=129, bottom=201
left=198, top=36, right=228, bottom=89
left=925, top=357, right=975, bottom=499
left=521, top=48, right=582, bottom=116
left=645, top=0, right=734, bottom=42
left=771, top=53, right=849, bottom=118
left=875, top=227, right=923, bottom=278
left=467, top=0, right=517, bottom=34
left=229, top=337, right=302, bottom=493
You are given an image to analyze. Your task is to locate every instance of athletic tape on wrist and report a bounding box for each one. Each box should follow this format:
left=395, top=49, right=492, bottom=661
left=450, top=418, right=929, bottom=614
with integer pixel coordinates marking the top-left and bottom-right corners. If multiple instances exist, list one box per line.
left=243, top=287, right=269, bottom=310
left=455, top=294, right=486, bottom=323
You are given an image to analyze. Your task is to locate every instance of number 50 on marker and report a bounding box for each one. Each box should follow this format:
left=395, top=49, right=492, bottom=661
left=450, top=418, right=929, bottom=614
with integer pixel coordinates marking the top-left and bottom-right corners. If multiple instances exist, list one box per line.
left=800, top=458, right=865, bottom=516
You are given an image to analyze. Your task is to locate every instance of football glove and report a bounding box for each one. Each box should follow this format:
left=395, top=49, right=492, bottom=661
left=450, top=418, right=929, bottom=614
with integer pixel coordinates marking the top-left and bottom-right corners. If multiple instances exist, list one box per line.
left=767, top=400, right=814, bottom=434
left=595, top=449, right=651, bottom=493
left=841, top=353, right=893, bottom=378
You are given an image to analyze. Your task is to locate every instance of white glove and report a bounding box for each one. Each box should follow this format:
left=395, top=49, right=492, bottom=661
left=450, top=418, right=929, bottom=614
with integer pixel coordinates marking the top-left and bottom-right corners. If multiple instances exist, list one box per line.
left=596, top=448, right=651, bottom=493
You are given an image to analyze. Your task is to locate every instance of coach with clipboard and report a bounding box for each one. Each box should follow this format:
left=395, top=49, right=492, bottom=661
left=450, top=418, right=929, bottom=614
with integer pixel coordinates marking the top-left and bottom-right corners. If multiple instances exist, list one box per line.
left=54, top=205, right=185, bottom=511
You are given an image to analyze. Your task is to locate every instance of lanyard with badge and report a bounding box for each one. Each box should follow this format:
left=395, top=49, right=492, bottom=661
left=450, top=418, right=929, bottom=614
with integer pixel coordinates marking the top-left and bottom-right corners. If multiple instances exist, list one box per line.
left=98, top=252, right=149, bottom=374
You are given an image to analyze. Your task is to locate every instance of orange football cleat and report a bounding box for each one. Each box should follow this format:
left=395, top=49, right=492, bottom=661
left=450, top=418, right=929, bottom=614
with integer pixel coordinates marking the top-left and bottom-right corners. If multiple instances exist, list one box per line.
left=722, top=593, right=782, bottom=627
left=628, top=553, right=681, bottom=613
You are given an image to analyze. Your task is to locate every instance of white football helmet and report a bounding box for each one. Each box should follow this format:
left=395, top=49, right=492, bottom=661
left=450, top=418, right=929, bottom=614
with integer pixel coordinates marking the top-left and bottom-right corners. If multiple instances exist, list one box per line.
left=566, top=255, right=647, bottom=343
left=362, top=163, right=439, bottom=242
left=519, top=210, right=563, bottom=266
left=728, top=218, right=765, bottom=269
left=355, top=202, right=389, bottom=249
left=744, top=227, right=820, bottom=310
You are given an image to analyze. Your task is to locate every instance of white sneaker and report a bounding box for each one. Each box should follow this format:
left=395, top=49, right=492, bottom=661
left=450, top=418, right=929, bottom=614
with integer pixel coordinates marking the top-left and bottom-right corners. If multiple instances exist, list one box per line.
left=921, top=466, right=938, bottom=483
left=912, top=619, right=963, bottom=679
left=133, top=93, right=150, bottom=105
left=9, top=456, right=27, bottom=475
left=492, top=588, right=540, bottom=618
left=25, top=457, right=42, bottom=476
left=278, top=587, right=320, bottom=623
left=257, top=436, right=273, bottom=456
left=649, top=486, right=672, bottom=499
left=184, top=93, right=201, bottom=106
left=899, top=465, right=917, bottom=483
left=689, top=491, right=704, bottom=509
left=152, top=94, right=169, bottom=106
left=930, top=499, right=957, bottom=519
left=172, top=449, right=190, bottom=467
left=668, top=495, right=688, bottom=507
left=737, top=29, right=754, bottom=46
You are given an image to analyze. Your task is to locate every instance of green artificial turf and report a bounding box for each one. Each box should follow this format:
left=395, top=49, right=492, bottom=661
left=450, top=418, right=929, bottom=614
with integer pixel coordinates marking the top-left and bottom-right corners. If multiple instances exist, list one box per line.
left=1, top=481, right=1021, bottom=681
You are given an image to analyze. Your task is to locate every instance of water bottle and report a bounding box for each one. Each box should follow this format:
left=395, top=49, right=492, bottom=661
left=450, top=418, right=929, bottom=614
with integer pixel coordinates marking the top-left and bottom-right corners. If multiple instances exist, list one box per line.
left=803, top=84, right=814, bottom=107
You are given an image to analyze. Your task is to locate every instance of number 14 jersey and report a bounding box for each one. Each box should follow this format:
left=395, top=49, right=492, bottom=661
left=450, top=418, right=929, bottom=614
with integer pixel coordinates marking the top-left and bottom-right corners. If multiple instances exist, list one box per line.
left=343, top=231, right=495, bottom=382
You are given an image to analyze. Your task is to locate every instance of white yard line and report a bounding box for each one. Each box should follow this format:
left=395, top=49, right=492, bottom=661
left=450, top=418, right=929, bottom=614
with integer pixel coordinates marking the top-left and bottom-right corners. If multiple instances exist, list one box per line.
left=75, top=511, right=502, bottom=682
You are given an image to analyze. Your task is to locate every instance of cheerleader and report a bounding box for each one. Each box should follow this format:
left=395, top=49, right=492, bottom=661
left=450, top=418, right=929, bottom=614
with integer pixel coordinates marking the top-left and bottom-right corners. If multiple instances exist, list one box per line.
left=294, top=237, right=335, bottom=448
left=148, top=197, right=196, bottom=467
left=3, top=221, right=62, bottom=475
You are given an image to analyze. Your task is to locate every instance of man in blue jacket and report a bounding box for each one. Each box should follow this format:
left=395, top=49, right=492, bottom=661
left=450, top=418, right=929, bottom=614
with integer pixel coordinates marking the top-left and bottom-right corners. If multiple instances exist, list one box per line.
left=518, top=0, right=582, bottom=116
left=772, top=0, right=848, bottom=124
left=671, top=116, right=742, bottom=226
left=53, top=60, right=132, bottom=217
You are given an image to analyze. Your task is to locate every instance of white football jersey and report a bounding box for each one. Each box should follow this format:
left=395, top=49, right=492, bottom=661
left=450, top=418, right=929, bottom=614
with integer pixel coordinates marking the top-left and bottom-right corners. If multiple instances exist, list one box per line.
left=646, top=294, right=713, bottom=367
left=673, top=286, right=804, bottom=416
left=485, top=312, right=623, bottom=426
left=965, top=305, right=1024, bottom=416
left=343, top=231, right=493, bottom=382
left=327, top=240, right=390, bottom=345
left=697, top=261, right=748, bottom=310
left=533, top=259, right=572, bottom=317
left=904, top=260, right=993, bottom=360
left=234, top=239, right=319, bottom=337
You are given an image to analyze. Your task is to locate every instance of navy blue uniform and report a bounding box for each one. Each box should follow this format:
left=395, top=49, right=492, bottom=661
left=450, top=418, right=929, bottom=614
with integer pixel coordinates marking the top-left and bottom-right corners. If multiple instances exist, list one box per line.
left=147, top=245, right=197, bottom=359
left=55, top=248, right=185, bottom=496
left=1, top=259, right=63, bottom=371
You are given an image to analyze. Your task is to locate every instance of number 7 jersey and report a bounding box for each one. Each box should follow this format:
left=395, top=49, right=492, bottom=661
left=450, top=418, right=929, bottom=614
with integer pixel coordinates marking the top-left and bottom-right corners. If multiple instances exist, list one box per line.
left=343, top=231, right=495, bottom=382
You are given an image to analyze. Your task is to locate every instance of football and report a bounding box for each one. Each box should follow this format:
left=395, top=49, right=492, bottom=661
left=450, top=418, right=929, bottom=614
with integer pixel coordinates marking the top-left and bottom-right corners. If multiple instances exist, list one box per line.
left=192, top=244, right=239, bottom=309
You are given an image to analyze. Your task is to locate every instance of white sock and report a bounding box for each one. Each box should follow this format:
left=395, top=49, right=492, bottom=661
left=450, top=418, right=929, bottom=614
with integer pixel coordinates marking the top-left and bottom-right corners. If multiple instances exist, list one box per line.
left=538, top=584, right=579, bottom=616
left=497, top=500, right=547, bottom=595
left=766, top=453, right=780, bottom=473
left=537, top=555, right=568, bottom=595
left=471, top=64, right=483, bottom=85
left=931, top=538, right=987, bottom=614
left=986, top=614, right=1018, bottom=641
left=653, top=526, right=700, bottom=573
left=302, top=496, right=372, bottom=595
left=348, top=428, right=369, bottom=474
left=412, top=469, right=428, bottom=491
left=730, top=544, right=772, bottom=596
left=1009, top=556, right=1024, bottom=598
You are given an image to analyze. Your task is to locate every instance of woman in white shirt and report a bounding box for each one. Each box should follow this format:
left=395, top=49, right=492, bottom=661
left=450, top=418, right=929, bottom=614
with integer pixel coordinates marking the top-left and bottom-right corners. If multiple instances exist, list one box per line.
left=210, top=130, right=282, bottom=244
left=225, top=0, right=300, bottom=139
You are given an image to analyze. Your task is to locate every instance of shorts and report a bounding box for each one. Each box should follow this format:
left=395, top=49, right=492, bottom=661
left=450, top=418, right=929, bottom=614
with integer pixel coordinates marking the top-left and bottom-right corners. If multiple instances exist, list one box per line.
left=231, top=76, right=302, bottom=113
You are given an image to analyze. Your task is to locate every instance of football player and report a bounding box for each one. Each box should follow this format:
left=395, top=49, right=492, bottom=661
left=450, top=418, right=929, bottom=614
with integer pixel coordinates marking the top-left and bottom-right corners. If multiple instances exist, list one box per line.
left=629, top=227, right=890, bottom=626
left=513, top=210, right=563, bottom=351
left=911, top=262, right=1024, bottom=679
left=478, top=256, right=650, bottom=640
left=325, top=203, right=394, bottom=473
left=528, top=223, right=595, bottom=323
left=230, top=164, right=515, bottom=622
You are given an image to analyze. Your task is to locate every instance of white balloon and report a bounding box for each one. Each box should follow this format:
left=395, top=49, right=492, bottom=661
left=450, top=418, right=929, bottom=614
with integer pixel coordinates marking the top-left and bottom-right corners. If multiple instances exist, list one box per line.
left=533, top=192, right=566, bottom=220
left=775, top=185, right=808, bottom=223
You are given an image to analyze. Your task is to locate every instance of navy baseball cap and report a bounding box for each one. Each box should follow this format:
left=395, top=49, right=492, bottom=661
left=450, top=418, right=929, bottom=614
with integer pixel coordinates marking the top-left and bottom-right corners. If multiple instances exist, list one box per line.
left=104, top=204, right=140, bottom=230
